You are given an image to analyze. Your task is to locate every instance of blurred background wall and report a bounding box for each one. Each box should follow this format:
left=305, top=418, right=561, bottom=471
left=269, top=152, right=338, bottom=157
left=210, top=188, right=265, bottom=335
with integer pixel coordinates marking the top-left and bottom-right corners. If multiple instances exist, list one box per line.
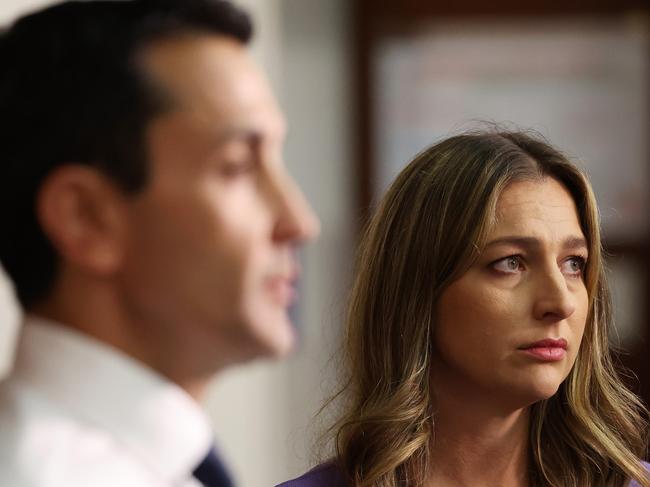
left=354, top=0, right=650, bottom=405
left=0, top=1, right=648, bottom=486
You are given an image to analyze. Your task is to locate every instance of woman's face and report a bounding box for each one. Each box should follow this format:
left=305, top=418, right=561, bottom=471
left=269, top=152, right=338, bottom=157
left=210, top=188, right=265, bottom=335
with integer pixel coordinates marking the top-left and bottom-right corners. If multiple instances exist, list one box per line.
left=433, top=177, right=589, bottom=408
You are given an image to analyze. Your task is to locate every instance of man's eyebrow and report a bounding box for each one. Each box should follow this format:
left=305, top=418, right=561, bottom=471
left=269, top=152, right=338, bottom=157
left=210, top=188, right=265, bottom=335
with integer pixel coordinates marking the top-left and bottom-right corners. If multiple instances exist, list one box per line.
left=484, top=236, right=588, bottom=252
left=215, top=128, right=263, bottom=144
left=214, top=124, right=286, bottom=146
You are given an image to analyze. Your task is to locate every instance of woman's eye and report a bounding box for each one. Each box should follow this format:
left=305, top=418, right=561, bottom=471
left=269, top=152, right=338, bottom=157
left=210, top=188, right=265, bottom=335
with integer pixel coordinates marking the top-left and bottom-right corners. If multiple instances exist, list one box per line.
left=491, top=255, right=523, bottom=274
left=561, top=256, right=586, bottom=277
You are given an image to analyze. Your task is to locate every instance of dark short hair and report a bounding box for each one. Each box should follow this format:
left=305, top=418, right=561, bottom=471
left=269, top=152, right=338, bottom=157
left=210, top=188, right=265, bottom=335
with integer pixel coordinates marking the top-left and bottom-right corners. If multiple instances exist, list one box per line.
left=0, top=0, right=253, bottom=308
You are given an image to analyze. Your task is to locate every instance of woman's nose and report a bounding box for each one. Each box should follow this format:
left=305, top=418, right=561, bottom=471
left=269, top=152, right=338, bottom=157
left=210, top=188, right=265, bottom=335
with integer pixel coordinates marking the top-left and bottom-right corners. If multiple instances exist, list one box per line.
left=532, top=267, right=576, bottom=322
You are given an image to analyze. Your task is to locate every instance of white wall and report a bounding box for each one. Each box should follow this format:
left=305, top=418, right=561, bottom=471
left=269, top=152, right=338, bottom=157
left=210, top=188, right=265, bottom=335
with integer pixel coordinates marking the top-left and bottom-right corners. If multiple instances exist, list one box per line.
left=0, top=1, right=354, bottom=486
left=0, top=0, right=53, bottom=20
left=277, top=0, right=354, bottom=476
left=0, top=274, right=19, bottom=376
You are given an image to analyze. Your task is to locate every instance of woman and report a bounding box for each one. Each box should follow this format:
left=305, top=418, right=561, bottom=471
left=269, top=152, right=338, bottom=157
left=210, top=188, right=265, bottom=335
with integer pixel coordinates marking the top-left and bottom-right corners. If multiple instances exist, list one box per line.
left=279, top=130, right=649, bottom=486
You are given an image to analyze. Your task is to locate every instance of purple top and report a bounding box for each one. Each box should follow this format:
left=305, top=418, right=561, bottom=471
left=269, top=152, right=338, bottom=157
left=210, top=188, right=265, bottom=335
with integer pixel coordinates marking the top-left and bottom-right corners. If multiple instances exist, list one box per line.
left=630, top=461, right=650, bottom=487
left=277, top=461, right=650, bottom=487
left=275, top=462, right=346, bottom=487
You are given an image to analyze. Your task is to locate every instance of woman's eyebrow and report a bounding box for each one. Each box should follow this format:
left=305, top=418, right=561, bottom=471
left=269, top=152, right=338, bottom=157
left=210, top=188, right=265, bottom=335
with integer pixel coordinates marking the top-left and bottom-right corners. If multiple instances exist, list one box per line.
left=562, top=236, right=589, bottom=253
left=484, top=236, right=588, bottom=253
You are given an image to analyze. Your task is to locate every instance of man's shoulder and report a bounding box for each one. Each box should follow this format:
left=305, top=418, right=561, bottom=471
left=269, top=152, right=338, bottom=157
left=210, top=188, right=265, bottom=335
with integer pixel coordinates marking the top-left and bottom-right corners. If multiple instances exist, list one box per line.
left=0, top=373, right=57, bottom=439
left=276, top=462, right=346, bottom=487
left=0, top=376, right=86, bottom=479
left=0, top=377, right=157, bottom=487
left=0, top=372, right=74, bottom=434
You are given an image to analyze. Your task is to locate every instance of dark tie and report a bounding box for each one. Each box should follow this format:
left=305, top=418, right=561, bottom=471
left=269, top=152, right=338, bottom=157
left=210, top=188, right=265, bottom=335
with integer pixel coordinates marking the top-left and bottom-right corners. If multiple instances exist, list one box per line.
left=192, top=446, right=234, bottom=487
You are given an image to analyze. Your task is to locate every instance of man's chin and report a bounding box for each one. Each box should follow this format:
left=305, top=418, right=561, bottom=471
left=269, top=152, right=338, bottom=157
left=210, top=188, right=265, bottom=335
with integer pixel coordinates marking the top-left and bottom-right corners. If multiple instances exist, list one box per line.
left=246, top=313, right=297, bottom=360
left=264, top=318, right=297, bottom=359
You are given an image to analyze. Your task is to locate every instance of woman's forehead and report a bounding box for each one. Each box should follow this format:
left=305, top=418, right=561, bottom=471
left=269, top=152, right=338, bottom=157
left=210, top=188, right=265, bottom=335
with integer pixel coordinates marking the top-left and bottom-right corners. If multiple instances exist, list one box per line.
left=475, top=179, right=585, bottom=251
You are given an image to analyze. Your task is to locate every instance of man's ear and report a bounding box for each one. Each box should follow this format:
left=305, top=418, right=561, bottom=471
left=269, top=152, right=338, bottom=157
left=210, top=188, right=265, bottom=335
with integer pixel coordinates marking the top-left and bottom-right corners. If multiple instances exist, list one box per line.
left=36, top=165, right=129, bottom=276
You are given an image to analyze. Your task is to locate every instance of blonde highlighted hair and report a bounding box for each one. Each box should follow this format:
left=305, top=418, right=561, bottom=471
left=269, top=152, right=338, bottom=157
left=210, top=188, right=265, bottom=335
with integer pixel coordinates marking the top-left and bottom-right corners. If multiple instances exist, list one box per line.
left=331, top=130, right=649, bottom=486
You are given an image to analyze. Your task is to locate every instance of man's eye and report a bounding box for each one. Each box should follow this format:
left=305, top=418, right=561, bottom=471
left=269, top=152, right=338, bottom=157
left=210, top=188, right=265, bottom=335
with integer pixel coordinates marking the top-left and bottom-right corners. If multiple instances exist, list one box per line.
left=561, top=256, right=586, bottom=277
left=491, top=255, right=523, bottom=274
left=219, top=159, right=256, bottom=177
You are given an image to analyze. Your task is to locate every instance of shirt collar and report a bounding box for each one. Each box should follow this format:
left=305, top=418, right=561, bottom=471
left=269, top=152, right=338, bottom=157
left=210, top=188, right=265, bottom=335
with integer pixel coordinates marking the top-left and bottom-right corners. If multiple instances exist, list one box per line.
left=14, top=315, right=213, bottom=483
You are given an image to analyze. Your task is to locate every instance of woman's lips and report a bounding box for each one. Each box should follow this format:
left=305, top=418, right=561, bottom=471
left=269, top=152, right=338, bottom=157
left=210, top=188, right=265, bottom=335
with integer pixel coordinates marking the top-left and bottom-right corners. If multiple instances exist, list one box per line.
left=518, top=338, right=567, bottom=362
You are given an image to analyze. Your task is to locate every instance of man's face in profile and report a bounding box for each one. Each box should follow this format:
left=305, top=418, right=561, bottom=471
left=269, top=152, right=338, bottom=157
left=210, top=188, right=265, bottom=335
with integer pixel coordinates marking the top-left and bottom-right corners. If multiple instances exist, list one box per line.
left=115, top=34, right=319, bottom=365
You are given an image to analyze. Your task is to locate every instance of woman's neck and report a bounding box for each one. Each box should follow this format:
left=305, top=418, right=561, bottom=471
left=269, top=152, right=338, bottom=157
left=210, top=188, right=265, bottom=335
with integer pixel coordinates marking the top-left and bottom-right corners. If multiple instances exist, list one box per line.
left=427, top=380, right=532, bottom=487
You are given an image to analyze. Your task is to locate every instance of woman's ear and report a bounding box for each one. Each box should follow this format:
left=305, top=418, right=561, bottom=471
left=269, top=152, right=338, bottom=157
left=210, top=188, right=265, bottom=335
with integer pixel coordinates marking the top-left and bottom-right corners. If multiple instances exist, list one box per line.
left=36, top=165, right=128, bottom=276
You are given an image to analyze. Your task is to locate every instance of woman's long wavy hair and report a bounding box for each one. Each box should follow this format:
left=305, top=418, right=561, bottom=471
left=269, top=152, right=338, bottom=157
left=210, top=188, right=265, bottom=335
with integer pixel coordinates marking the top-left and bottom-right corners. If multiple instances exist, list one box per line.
left=331, top=130, right=649, bottom=486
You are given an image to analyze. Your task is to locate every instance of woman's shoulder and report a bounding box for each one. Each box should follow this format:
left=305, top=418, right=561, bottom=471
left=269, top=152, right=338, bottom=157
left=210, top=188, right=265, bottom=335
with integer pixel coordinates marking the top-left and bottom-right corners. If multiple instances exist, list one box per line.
left=275, top=461, right=346, bottom=487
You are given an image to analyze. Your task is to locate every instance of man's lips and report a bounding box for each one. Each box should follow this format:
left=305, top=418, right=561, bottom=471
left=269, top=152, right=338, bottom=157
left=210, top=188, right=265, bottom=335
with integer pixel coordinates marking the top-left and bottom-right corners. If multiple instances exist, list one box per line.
left=518, top=338, right=567, bottom=362
left=265, top=274, right=298, bottom=307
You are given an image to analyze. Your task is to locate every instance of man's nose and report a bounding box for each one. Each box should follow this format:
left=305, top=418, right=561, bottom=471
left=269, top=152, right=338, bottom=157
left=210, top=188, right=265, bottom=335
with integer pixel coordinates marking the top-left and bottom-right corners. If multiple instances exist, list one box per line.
left=271, top=171, right=321, bottom=244
left=532, top=267, right=576, bottom=322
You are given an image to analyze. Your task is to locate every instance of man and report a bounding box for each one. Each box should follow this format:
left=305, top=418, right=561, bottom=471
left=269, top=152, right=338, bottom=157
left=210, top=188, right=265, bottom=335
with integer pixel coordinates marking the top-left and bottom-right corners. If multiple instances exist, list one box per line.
left=0, top=1, right=320, bottom=486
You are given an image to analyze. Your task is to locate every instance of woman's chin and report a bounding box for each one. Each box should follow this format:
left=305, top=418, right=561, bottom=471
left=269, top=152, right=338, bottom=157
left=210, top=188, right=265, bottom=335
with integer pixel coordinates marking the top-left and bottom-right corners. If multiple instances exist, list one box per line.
left=514, top=381, right=563, bottom=407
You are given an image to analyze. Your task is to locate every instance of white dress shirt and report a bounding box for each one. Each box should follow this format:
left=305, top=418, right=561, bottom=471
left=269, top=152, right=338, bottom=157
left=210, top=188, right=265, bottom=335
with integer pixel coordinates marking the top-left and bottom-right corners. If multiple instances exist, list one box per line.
left=0, top=316, right=213, bottom=487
